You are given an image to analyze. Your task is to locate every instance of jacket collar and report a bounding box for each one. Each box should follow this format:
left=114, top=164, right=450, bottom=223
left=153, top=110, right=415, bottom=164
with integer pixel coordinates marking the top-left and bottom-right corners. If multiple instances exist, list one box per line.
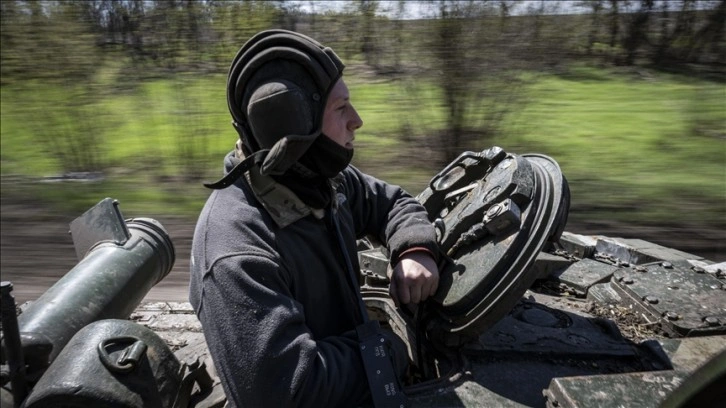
left=234, top=142, right=335, bottom=227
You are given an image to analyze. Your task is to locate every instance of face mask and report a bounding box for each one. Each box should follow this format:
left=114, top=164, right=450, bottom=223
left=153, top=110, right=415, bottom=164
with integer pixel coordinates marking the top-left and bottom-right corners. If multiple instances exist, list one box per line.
left=298, top=134, right=354, bottom=179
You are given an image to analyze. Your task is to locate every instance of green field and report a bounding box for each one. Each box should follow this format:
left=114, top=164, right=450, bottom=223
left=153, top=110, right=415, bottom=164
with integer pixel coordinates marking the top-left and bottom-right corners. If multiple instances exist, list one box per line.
left=1, top=65, right=724, bottom=229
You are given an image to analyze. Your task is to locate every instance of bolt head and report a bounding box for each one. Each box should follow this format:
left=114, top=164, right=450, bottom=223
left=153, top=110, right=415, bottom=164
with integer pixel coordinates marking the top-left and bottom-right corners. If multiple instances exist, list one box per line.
left=644, top=295, right=659, bottom=304
left=487, top=203, right=503, bottom=217
left=703, top=316, right=720, bottom=326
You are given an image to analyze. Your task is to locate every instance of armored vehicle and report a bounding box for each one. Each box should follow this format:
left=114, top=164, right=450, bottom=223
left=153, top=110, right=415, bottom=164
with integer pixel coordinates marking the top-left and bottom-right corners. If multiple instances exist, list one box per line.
left=2, top=147, right=724, bottom=407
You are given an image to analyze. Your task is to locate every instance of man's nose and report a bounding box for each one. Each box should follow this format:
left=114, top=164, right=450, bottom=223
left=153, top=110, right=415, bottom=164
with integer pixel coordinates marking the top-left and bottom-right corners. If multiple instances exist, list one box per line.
left=349, top=108, right=363, bottom=130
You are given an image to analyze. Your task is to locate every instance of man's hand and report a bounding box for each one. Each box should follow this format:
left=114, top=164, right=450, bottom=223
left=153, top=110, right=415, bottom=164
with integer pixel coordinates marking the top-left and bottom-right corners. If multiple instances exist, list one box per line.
left=388, top=251, right=439, bottom=306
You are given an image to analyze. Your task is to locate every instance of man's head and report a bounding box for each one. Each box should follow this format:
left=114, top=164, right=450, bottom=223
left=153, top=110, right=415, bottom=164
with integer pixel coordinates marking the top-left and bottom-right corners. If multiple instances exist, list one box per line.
left=322, top=79, right=362, bottom=150
left=227, top=29, right=355, bottom=177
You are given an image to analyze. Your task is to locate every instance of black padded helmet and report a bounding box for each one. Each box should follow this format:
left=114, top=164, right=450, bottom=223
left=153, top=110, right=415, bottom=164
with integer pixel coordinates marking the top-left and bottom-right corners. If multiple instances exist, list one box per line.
left=227, top=29, right=345, bottom=176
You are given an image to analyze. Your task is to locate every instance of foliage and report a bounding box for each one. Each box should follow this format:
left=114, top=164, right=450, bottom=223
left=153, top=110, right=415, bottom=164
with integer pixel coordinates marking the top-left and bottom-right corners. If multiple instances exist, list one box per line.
left=2, top=65, right=723, bottom=229
left=1, top=0, right=724, bottom=230
left=0, top=1, right=102, bottom=84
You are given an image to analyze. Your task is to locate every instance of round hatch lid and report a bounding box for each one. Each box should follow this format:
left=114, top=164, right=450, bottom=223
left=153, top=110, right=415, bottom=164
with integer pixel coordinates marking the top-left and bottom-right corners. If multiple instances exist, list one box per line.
left=418, top=147, right=569, bottom=345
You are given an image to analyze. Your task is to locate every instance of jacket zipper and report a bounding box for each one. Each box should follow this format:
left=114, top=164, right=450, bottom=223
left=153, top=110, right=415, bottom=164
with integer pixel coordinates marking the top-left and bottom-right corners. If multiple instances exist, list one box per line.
left=327, top=203, right=369, bottom=325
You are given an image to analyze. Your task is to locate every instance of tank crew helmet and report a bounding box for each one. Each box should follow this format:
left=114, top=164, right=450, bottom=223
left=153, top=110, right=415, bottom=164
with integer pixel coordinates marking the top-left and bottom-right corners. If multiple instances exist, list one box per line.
left=205, top=29, right=345, bottom=189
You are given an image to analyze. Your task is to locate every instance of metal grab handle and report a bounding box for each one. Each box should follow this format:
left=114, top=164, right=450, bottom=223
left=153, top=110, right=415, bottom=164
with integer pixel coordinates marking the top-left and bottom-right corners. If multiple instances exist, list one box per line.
left=428, top=151, right=483, bottom=192
left=428, top=147, right=505, bottom=193
left=98, top=336, right=147, bottom=373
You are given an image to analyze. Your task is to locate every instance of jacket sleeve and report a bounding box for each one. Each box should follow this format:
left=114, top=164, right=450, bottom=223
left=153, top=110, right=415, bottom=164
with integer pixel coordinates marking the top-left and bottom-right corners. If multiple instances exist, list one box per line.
left=195, top=253, right=370, bottom=408
left=342, top=166, right=440, bottom=265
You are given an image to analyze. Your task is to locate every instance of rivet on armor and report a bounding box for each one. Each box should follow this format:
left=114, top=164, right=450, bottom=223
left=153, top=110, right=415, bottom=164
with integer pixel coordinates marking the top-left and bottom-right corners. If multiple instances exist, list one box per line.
left=664, top=311, right=679, bottom=321
left=644, top=295, right=659, bottom=304
left=703, top=316, right=720, bottom=326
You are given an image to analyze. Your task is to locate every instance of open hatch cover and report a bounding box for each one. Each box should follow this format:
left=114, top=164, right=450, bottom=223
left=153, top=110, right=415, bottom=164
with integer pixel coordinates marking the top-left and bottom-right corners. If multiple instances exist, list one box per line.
left=418, top=147, right=570, bottom=346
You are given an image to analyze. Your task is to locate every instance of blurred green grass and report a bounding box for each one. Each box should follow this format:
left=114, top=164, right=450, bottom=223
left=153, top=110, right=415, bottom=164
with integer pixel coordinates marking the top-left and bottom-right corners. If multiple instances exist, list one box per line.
left=1, top=65, right=724, bottom=227
left=502, top=65, right=725, bottom=225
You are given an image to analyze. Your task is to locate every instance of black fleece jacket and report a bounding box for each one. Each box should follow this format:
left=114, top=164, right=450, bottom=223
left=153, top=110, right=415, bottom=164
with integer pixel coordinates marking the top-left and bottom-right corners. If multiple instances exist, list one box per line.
left=189, top=151, right=438, bottom=408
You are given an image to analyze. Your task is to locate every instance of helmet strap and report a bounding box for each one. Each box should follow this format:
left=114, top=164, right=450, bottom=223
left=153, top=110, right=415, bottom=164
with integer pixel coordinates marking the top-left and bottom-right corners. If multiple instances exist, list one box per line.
left=203, top=149, right=269, bottom=190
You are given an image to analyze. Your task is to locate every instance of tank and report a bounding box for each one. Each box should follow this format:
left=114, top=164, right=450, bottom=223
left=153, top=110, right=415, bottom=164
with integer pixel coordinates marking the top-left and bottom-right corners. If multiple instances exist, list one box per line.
left=1, top=147, right=724, bottom=408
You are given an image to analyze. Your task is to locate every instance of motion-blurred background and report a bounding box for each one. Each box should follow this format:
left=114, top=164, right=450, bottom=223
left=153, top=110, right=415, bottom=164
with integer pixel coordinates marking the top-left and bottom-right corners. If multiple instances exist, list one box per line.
left=1, top=0, right=724, bottom=303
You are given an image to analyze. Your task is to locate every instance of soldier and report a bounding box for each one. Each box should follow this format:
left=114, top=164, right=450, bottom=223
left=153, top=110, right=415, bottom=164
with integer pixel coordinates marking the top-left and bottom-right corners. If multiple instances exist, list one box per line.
left=189, top=30, right=439, bottom=407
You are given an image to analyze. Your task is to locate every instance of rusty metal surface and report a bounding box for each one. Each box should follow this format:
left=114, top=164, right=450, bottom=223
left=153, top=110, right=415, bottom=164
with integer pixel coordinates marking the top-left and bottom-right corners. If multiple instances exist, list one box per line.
left=594, top=236, right=705, bottom=265
left=611, top=261, right=726, bottom=336
left=543, top=336, right=726, bottom=408
left=551, top=258, right=618, bottom=296
left=465, top=300, right=649, bottom=359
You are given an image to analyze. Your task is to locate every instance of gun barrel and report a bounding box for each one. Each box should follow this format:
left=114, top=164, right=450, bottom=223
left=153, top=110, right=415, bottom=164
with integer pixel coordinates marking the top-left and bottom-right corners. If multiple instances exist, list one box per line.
left=16, top=216, right=175, bottom=367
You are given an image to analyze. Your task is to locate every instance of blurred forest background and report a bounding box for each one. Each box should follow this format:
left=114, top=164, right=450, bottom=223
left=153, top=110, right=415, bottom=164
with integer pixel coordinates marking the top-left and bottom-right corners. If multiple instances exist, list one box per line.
left=1, top=0, right=724, bottom=300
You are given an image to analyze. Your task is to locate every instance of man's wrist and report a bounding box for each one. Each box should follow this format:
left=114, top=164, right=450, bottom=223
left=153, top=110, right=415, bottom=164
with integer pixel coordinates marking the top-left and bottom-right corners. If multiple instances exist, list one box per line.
left=397, top=247, right=435, bottom=261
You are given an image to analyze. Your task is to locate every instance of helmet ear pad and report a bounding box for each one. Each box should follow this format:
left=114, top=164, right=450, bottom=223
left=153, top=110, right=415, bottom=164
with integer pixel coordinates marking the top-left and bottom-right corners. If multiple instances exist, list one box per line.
left=244, top=61, right=323, bottom=175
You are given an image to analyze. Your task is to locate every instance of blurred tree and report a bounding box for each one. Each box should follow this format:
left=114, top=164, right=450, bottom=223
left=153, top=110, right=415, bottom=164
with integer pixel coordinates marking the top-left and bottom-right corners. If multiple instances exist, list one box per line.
left=622, top=0, right=654, bottom=65
left=274, top=0, right=302, bottom=31
left=1, top=1, right=107, bottom=173
left=308, top=0, right=317, bottom=35
left=608, top=0, right=621, bottom=49
left=425, top=0, right=528, bottom=163
left=393, top=0, right=406, bottom=70
left=521, top=0, right=576, bottom=67
left=579, top=0, right=605, bottom=56
left=1, top=0, right=723, bottom=177
left=0, top=1, right=100, bottom=83
left=688, top=0, right=725, bottom=64
left=359, top=0, right=379, bottom=67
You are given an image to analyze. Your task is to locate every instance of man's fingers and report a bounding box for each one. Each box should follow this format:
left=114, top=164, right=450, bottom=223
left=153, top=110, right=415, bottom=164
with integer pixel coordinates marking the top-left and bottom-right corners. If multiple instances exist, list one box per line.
left=397, top=280, right=411, bottom=305
left=389, top=276, right=400, bottom=306
left=415, top=271, right=438, bottom=302
left=429, top=279, right=439, bottom=297
left=409, top=283, right=423, bottom=304
left=427, top=273, right=440, bottom=297
left=389, top=252, right=440, bottom=305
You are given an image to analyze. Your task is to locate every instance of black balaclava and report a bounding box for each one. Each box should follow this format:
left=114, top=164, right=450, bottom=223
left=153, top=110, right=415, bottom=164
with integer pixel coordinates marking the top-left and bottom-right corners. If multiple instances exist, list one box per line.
left=299, top=133, right=354, bottom=179
left=279, top=134, right=354, bottom=208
